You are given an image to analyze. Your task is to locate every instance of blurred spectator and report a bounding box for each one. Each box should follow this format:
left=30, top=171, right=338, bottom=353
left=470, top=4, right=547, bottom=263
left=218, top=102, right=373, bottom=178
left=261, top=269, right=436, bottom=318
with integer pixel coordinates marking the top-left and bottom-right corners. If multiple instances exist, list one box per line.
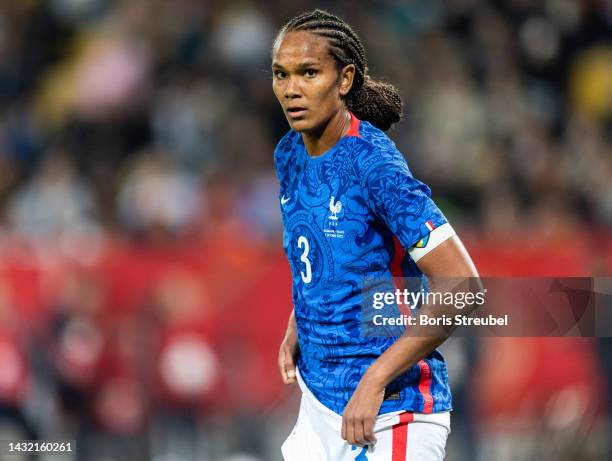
left=117, top=151, right=203, bottom=241
left=7, top=150, right=101, bottom=243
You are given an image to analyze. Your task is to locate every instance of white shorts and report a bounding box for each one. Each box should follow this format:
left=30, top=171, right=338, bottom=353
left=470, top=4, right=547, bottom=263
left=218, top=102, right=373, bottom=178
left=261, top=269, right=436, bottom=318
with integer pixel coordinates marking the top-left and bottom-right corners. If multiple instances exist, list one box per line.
left=282, top=370, right=450, bottom=461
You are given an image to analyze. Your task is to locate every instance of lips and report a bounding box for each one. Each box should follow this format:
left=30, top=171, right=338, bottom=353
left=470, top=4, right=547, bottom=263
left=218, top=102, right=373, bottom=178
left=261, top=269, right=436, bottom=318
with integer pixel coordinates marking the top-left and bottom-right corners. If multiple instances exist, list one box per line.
left=287, top=107, right=307, bottom=118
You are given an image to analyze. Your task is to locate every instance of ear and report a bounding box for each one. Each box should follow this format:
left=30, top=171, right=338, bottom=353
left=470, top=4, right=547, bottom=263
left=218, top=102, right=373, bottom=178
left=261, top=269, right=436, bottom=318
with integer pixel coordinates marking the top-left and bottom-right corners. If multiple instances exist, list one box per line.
left=338, top=64, right=355, bottom=97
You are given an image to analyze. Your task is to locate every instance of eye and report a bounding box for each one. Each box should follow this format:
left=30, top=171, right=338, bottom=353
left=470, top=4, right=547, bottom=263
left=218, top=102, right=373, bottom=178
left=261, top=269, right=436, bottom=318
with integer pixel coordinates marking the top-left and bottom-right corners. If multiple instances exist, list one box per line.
left=304, top=69, right=317, bottom=78
left=273, top=70, right=287, bottom=79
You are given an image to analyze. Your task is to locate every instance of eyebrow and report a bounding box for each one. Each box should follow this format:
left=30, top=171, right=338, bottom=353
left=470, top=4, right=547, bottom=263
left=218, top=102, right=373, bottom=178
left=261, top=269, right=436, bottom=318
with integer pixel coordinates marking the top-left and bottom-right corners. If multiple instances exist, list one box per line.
left=272, top=61, right=321, bottom=70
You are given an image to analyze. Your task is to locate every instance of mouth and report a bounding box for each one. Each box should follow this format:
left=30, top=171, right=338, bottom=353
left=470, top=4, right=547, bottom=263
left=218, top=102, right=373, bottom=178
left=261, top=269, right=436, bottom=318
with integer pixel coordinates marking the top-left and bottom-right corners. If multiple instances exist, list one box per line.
left=286, top=107, right=307, bottom=118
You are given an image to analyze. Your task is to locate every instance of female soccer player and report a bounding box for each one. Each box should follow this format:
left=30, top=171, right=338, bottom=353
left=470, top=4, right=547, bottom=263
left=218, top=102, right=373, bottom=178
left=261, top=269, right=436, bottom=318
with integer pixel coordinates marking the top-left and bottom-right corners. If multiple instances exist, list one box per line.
left=272, top=10, right=478, bottom=461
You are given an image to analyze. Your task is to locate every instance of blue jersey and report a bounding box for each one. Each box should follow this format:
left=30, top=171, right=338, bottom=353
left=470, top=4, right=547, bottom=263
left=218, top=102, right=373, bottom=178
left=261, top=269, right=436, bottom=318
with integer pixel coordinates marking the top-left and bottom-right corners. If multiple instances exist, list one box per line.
left=274, top=113, right=452, bottom=416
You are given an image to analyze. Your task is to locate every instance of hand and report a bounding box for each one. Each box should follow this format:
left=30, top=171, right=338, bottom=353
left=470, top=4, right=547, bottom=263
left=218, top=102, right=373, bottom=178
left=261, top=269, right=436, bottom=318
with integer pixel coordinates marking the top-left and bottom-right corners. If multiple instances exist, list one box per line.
left=278, top=328, right=298, bottom=384
left=341, top=374, right=385, bottom=447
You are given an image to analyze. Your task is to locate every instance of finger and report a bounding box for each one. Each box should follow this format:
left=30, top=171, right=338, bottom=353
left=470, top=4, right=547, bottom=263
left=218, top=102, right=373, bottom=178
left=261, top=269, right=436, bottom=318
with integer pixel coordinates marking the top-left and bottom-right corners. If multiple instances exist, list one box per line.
left=346, top=418, right=356, bottom=445
left=341, top=415, right=346, bottom=441
left=283, top=355, right=296, bottom=384
left=353, top=418, right=365, bottom=447
left=278, top=348, right=288, bottom=383
left=363, top=417, right=377, bottom=445
left=281, top=348, right=297, bottom=384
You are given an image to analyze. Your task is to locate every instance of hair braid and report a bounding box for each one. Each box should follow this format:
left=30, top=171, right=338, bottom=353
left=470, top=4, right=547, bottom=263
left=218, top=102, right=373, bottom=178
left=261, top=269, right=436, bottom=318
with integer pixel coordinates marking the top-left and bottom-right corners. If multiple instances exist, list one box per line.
left=276, top=9, right=402, bottom=131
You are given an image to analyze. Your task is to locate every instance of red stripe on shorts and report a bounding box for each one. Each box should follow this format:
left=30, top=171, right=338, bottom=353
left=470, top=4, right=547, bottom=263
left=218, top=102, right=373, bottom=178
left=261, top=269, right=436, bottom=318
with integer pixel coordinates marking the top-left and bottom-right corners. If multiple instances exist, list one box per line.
left=392, top=412, right=414, bottom=461
left=418, top=359, right=434, bottom=414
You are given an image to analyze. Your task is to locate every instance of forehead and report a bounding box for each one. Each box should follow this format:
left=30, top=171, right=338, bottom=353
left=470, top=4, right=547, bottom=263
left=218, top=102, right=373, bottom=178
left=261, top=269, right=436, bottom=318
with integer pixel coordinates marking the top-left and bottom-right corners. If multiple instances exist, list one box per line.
left=272, top=31, right=332, bottom=66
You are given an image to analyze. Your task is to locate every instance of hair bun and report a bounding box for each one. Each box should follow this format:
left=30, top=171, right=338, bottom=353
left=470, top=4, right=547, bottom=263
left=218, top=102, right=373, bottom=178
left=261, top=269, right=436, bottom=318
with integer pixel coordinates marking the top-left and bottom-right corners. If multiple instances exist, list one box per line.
left=348, top=76, right=403, bottom=131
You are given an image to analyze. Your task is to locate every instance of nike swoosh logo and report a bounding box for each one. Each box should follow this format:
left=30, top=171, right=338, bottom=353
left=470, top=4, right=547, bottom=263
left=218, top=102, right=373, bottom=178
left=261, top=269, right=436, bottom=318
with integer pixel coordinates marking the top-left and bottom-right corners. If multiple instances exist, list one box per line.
left=281, top=195, right=290, bottom=205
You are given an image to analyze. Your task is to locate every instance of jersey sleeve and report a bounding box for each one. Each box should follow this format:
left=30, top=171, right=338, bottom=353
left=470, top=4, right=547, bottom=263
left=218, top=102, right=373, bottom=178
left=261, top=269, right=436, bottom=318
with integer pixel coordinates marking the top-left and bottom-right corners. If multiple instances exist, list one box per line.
left=360, top=143, right=455, bottom=262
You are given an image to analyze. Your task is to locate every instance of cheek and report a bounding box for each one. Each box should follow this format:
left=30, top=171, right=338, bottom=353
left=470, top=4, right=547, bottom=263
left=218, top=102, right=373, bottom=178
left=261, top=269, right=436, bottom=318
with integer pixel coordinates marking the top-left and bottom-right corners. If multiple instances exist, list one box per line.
left=312, top=78, right=340, bottom=105
left=272, top=81, right=283, bottom=101
left=318, top=84, right=341, bottom=112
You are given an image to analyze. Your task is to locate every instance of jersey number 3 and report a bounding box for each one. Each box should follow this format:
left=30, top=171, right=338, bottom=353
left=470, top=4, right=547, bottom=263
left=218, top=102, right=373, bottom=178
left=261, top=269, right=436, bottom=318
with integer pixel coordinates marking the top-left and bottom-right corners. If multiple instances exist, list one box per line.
left=297, top=236, right=312, bottom=284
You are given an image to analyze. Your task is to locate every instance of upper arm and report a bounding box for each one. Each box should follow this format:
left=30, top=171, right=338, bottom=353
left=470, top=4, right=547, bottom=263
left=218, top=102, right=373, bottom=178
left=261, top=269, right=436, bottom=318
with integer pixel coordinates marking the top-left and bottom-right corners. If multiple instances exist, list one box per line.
left=358, top=140, right=478, bottom=279
left=361, top=144, right=447, bottom=250
left=416, top=235, right=479, bottom=278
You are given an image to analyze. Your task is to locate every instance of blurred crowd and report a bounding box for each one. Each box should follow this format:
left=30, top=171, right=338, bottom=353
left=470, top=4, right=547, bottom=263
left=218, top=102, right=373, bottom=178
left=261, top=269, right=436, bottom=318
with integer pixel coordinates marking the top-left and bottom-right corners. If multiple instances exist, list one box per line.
left=0, top=0, right=611, bottom=460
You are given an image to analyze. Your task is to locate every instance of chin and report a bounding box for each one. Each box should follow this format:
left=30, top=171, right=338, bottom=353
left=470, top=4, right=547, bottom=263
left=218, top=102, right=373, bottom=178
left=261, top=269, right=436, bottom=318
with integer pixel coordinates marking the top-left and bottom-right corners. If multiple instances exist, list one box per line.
left=288, top=117, right=324, bottom=135
left=287, top=118, right=311, bottom=132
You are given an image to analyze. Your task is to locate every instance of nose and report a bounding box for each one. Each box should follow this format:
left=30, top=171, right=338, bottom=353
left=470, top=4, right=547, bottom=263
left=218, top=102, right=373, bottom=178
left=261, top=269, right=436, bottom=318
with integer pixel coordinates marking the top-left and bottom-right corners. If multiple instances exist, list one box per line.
left=284, top=76, right=300, bottom=99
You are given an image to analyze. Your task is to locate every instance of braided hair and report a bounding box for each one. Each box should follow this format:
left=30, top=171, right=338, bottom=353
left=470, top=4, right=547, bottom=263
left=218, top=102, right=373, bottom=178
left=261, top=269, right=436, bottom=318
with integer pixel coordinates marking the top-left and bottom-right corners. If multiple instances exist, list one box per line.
left=275, top=9, right=403, bottom=131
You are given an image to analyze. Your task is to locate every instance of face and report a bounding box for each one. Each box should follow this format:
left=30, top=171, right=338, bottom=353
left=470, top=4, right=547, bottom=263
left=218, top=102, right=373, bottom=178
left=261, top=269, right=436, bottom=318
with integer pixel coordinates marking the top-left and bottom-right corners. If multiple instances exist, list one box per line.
left=272, top=31, right=355, bottom=134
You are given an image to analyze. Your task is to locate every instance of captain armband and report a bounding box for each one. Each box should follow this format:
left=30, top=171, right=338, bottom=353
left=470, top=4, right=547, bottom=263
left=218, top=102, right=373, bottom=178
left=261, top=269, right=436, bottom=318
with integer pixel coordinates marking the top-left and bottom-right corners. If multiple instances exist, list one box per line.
left=408, top=222, right=456, bottom=263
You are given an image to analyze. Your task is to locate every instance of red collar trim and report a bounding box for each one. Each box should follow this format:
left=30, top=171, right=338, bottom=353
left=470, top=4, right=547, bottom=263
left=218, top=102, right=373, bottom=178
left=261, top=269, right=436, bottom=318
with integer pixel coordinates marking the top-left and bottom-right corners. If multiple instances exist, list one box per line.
left=345, top=112, right=361, bottom=138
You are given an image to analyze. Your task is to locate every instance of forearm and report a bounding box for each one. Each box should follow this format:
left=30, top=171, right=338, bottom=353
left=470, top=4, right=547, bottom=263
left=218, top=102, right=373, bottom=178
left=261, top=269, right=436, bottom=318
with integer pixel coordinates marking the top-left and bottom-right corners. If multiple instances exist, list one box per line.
left=363, top=281, right=478, bottom=388
left=279, top=309, right=299, bottom=384
left=362, top=293, right=469, bottom=388
left=364, top=236, right=480, bottom=389
left=283, top=309, right=298, bottom=349
left=286, top=309, right=297, bottom=337
left=364, top=335, right=446, bottom=388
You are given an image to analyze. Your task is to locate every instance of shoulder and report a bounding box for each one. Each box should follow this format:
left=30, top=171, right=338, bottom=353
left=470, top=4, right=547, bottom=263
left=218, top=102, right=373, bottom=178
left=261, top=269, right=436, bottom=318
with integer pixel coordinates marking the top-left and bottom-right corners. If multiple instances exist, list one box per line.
left=274, top=130, right=299, bottom=158
left=274, top=129, right=300, bottom=172
left=354, top=120, right=398, bottom=151
left=346, top=121, right=412, bottom=180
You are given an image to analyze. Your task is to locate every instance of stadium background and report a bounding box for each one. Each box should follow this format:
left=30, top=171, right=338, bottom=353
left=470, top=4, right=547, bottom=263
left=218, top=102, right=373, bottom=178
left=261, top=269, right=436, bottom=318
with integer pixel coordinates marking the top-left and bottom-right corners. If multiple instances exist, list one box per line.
left=0, top=0, right=611, bottom=460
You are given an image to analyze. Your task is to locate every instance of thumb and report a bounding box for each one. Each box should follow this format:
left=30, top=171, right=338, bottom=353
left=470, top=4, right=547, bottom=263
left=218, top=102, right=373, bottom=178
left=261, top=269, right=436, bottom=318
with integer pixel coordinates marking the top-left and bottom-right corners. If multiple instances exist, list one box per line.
left=286, top=367, right=296, bottom=381
left=283, top=352, right=297, bottom=383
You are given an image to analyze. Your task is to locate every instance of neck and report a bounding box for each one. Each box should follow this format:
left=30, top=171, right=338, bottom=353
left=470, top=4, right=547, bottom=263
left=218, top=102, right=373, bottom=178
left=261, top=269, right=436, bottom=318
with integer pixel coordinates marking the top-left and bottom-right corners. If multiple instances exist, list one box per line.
left=301, top=108, right=351, bottom=157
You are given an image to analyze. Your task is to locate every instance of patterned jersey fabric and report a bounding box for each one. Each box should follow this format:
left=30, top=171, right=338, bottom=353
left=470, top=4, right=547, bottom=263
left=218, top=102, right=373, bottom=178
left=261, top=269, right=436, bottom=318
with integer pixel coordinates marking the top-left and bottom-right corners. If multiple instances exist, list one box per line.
left=274, top=113, right=452, bottom=416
